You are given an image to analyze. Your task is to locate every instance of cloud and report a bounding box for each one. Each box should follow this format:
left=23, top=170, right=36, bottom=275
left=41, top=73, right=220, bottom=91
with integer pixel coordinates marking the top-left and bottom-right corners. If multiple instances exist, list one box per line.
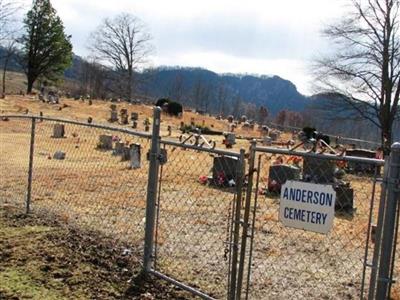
left=19, top=0, right=348, bottom=94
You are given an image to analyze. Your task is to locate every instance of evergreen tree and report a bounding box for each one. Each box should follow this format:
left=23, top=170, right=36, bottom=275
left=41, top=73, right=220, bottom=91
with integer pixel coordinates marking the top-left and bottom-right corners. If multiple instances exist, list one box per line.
left=21, top=0, right=72, bottom=93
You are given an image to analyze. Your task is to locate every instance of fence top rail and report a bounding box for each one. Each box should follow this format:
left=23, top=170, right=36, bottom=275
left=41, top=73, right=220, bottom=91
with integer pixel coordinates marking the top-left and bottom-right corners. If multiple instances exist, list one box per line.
left=161, top=138, right=242, bottom=157
left=0, top=114, right=153, bottom=139
left=254, top=145, right=385, bottom=166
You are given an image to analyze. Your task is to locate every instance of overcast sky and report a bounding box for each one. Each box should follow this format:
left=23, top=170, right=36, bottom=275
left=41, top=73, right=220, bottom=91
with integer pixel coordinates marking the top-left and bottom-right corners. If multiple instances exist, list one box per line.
left=24, top=0, right=348, bottom=95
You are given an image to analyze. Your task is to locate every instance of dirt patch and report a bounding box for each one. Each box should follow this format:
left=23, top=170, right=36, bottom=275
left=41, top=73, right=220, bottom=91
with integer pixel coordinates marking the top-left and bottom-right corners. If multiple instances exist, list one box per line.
left=0, top=205, right=192, bottom=300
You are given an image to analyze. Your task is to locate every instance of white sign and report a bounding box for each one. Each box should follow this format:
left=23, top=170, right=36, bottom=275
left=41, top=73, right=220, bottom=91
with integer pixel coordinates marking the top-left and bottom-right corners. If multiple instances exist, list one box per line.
left=279, top=180, right=336, bottom=234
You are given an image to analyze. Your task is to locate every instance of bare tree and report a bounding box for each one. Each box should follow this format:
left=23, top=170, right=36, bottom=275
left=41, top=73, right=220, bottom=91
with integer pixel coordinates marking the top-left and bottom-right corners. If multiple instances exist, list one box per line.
left=89, top=13, right=153, bottom=101
left=314, top=0, right=400, bottom=152
left=1, top=38, right=16, bottom=97
left=217, top=82, right=229, bottom=116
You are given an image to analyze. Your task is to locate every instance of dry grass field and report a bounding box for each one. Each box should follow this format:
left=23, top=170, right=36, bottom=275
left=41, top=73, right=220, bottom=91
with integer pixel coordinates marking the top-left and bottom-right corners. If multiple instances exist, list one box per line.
left=0, top=95, right=398, bottom=299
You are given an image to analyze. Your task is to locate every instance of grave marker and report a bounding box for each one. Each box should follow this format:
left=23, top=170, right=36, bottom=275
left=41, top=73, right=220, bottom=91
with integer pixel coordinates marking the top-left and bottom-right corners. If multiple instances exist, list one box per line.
left=52, top=124, right=65, bottom=138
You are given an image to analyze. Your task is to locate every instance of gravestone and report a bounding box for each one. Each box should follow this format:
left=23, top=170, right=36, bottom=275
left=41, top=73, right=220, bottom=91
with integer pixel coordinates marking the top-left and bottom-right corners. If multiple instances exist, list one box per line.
left=268, top=164, right=301, bottom=193
left=129, top=143, right=141, bottom=169
left=262, top=136, right=272, bottom=146
left=120, top=109, right=128, bottom=124
left=334, top=183, right=354, bottom=213
left=269, top=131, right=279, bottom=141
left=212, top=156, right=240, bottom=186
left=303, top=157, right=335, bottom=183
left=98, top=135, right=113, bottom=150
left=227, top=115, right=234, bottom=123
left=113, top=141, right=125, bottom=155
left=131, top=112, right=139, bottom=121
left=110, top=110, right=118, bottom=122
left=121, top=146, right=131, bottom=161
left=120, top=114, right=129, bottom=125
left=52, top=124, right=65, bottom=138
left=53, top=151, right=66, bottom=160
left=132, top=121, right=137, bottom=129
left=224, top=133, right=236, bottom=148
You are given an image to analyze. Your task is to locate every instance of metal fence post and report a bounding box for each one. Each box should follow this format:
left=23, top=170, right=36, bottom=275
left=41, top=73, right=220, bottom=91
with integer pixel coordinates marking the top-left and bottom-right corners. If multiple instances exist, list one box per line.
left=374, top=142, right=400, bottom=299
left=143, top=107, right=162, bottom=273
left=26, top=117, right=36, bottom=214
left=236, top=140, right=257, bottom=299
left=229, top=148, right=245, bottom=300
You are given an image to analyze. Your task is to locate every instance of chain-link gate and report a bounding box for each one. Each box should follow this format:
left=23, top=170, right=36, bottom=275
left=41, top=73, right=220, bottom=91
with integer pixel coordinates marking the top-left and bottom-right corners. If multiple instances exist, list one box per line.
left=146, top=125, right=246, bottom=299
left=237, top=144, right=395, bottom=299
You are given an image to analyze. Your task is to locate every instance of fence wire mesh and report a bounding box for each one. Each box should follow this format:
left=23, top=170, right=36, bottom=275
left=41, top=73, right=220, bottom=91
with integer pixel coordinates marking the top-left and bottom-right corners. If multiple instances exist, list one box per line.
left=0, top=118, right=31, bottom=208
left=1, top=116, right=152, bottom=259
left=243, top=149, right=383, bottom=299
left=153, top=141, right=243, bottom=299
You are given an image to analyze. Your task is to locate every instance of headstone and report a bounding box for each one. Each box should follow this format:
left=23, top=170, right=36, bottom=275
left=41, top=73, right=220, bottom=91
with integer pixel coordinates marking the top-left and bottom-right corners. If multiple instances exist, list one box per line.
left=113, top=141, right=125, bottom=155
left=303, top=157, right=335, bottom=184
left=261, top=126, right=269, bottom=135
left=212, top=156, right=240, bottom=186
left=129, top=143, right=141, bottom=169
left=53, top=151, right=66, bottom=160
left=334, top=183, right=354, bottom=213
left=269, top=131, right=279, bottom=141
left=121, top=114, right=128, bottom=125
left=224, top=133, right=236, bottom=148
left=52, top=124, right=65, bottom=138
left=262, top=136, right=272, bottom=146
left=132, top=121, right=137, bottom=129
left=98, top=135, right=113, bottom=150
left=227, top=115, right=234, bottom=123
left=110, top=110, right=118, bottom=123
left=121, top=146, right=131, bottom=161
left=240, top=115, right=247, bottom=123
left=268, top=164, right=301, bottom=193
left=120, top=109, right=128, bottom=124
left=131, top=112, right=139, bottom=121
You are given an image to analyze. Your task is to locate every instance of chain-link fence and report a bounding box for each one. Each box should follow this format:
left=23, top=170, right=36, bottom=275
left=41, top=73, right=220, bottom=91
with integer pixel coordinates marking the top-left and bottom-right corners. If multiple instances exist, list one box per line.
left=1, top=111, right=399, bottom=300
left=0, top=116, right=152, bottom=259
left=0, top=117, right=31, bottom=208
left=241, top=146, right=386, bottom=299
